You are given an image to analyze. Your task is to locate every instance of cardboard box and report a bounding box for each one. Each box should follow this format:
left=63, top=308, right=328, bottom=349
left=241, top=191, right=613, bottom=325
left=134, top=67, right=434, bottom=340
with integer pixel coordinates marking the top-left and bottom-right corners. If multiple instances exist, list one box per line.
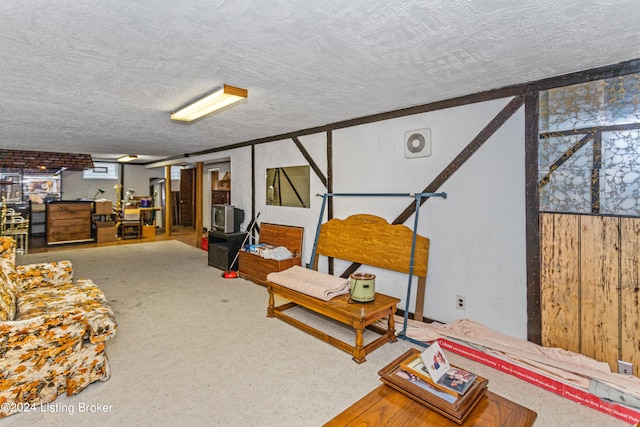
left=142, top=225, right=156, bottom=238
left=95, top=222, right=117, bottom=243
left=94, top=201, right=113, bottom=215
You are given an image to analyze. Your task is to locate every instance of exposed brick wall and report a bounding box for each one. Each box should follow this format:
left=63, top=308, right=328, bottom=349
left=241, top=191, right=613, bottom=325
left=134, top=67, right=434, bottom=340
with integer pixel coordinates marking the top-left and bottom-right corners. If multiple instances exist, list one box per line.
left=0, top=149, right=93, bottom=172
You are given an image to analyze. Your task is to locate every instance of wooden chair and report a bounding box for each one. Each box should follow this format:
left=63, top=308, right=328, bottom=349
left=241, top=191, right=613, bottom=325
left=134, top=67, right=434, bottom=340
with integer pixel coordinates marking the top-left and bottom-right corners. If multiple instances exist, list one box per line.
left=4, top=215, right=29, bottom=254
left=0, top=204, right=17, bottom=236
left=120, top=208, right=141, bottom=239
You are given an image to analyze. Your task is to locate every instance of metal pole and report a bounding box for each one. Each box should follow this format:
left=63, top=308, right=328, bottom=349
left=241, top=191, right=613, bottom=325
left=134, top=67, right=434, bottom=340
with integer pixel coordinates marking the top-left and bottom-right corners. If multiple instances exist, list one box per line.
left=308, top=193, right=328, bottom=269
left=320, top=192, right=446, bottom=198
left=398, top=194, right=422, bottom=339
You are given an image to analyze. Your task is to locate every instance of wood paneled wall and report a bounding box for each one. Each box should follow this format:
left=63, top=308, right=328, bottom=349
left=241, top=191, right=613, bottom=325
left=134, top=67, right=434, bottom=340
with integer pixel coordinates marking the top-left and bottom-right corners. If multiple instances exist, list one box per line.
left=540, top=213, right=640, bottom=375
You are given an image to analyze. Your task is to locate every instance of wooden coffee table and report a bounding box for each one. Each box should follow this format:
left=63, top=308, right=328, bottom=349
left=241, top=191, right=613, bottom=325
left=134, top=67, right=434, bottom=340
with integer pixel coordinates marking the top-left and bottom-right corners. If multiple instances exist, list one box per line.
left=323, top=384, right=537, bottom=427
left=267, top=284, right=399, bottom=363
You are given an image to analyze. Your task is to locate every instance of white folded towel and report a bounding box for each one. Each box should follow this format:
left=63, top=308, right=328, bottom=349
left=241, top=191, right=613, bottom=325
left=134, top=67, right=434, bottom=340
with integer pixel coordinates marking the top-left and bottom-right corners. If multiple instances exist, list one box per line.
left=267, top=266, right=350, bottom=301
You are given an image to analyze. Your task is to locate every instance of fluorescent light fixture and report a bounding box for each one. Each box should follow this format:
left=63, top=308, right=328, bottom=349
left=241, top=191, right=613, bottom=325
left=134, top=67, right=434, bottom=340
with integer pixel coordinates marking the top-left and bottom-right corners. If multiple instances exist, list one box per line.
left=117, top=155, right=138, bottom=162
left=170, top=84, right=248, bottom=122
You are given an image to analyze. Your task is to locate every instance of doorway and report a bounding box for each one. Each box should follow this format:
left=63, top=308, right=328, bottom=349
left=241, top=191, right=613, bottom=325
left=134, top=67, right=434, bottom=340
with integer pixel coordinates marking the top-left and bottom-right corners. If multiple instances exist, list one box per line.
left=211, top=169, right=231, bottom=205
left=149, top=178, right=165, bottom=228
left=180, top=167, right=195, bottom=227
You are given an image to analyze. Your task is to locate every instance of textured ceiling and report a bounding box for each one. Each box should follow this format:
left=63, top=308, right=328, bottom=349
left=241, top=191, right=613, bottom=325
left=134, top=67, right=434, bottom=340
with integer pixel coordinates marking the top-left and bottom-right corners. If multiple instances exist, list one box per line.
left=1, top=1, right=639, bottom=164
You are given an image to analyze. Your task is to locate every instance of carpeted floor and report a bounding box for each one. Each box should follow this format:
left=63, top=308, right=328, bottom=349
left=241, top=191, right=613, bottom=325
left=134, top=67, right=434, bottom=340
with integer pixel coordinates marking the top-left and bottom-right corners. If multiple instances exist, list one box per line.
left=6, top=240, right=629, bottom=426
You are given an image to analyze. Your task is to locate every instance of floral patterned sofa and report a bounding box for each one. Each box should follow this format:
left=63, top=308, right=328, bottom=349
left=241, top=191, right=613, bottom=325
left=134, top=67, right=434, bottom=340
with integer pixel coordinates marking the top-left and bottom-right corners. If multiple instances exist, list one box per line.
left=0, top=237, right=117, bottom=418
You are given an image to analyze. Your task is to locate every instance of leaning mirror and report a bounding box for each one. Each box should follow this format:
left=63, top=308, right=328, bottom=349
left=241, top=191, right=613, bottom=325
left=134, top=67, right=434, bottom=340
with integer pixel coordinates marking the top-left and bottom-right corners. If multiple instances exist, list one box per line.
left=266, top=165, right=310, bottom=208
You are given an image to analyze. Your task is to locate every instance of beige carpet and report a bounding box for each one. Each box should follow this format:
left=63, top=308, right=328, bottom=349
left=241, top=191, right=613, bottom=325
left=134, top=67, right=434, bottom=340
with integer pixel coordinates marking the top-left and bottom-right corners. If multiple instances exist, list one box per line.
left=5, top=241, right=627, bottom=426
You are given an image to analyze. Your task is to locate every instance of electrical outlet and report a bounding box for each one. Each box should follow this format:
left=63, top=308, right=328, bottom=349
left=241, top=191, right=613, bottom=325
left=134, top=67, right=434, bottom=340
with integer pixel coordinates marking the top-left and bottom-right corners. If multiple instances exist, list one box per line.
left=456, top=295, right=466, bottom=310
left=618, top=360, right=633, bottom=375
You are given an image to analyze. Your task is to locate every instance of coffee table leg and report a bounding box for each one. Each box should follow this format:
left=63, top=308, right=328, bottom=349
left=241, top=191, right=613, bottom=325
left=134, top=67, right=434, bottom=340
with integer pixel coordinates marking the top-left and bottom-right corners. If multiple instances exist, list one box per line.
left=267, top=289, right=275, bottom=318
left=352, top=327, right=366, bottom=364
left=387, top=312, right=397, bottom=342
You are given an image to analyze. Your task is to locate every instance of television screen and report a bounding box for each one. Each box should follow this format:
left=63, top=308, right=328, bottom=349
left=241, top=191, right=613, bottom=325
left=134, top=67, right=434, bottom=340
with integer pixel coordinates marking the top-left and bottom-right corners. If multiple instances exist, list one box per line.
left=211, top=205, right=244, bottom=233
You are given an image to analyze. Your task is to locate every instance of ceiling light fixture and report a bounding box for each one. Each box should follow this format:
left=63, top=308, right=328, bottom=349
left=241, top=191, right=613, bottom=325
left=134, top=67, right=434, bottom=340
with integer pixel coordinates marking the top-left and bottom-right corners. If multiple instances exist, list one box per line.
left=117, top=155, right=138, bottom=162
left=170, top=84, right=248, bottom=122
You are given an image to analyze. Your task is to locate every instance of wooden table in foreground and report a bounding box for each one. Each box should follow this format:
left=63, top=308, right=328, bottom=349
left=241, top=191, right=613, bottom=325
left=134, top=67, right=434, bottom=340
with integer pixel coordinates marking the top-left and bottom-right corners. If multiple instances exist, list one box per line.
left=323, top=384, right=537, bottom=427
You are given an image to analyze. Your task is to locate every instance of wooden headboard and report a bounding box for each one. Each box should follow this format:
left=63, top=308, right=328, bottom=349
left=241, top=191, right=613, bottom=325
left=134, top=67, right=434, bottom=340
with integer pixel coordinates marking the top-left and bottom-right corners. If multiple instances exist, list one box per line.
left=311, top=214, right=430, bottom=319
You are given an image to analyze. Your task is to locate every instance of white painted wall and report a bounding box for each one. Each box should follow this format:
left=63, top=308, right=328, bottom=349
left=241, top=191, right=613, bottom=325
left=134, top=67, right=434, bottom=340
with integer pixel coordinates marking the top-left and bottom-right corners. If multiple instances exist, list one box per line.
left=422, top=104, right=526, bottom=337
left=190, top=96, right=527, bottom=339
left=62, top=164, right=164, bottom=202
left=61, top=169, right=118, bottom=201
left=123, top=164, right=164, bottom=198
left=251, top=134, right=327, bottom=257
left=327, top=97, right=527, bottom=339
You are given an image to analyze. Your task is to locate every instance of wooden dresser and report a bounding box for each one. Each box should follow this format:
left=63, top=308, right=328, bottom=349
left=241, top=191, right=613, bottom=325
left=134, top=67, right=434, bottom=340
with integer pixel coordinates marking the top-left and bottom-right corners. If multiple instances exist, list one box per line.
left=46, top=201, right=93, bottom=245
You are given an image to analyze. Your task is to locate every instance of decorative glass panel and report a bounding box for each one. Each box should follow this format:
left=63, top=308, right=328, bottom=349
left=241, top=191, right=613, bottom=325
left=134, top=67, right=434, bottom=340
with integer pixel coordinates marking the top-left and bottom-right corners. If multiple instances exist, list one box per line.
left=539, top=73, right=640, bottom=216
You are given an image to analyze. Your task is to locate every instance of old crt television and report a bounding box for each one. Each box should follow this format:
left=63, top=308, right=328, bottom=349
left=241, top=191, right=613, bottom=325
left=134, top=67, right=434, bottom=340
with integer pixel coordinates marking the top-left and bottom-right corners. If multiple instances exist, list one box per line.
left=212, top=205, right=244, bottom=233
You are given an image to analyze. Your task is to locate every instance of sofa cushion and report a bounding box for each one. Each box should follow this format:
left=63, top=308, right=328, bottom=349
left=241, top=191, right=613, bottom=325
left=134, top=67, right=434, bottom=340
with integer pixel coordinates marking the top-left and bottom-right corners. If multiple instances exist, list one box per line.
left=17, top=300, right=116, bottom=343
left=0, top=258, right=16, bottom=321
left=16, top=279, right=116, bottom=343
left=15, top=261, right=74, bottom=292
left=16, top=279, right=107, bottom=310
left=0, top=238, right=17, bottom=321
left=0, top=237, right=16, bottom=267
left=0, top=270, right=16, bottom=321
